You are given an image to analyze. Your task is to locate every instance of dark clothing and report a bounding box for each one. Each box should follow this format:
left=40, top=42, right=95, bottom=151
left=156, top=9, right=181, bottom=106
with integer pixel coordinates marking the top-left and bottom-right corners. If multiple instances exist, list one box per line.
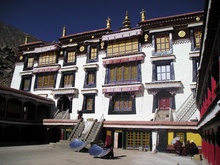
left=174, top=140, right=183, bottom=155
left=105, top=135, right=114, bottom=158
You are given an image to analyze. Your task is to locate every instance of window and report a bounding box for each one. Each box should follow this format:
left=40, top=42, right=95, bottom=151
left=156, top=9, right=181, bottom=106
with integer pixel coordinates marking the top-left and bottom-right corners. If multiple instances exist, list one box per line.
left=156, top=34, right=170, bottom=52
left=152, top=61, right=175, bottom=81
left=82, top=94, right=95, bottom=113
left=20, top=75, right=32, bottom=91
left=108, top=61, right=140, bottom=84
left=38, top=51, right=57, bottom=66
left=84, top=69, right=96, bottom=88
left=127, top=132, right=150, bottom=149
left=152, top=32, right=173, bottom=56
left=107, top=38, right=138, bottom=56
left=192, top=58, right=199, bottom=82
left=63, top=49, right=77, bottom=65
left=194, top=30, right=202, bottom=49
left=87, top=45, right=98, bottom=63
left=108, top=93, right=136, bottom=114
left=35, top=72, right=56, bottom=88
left=156, top=65, right=171, bottom=81
left=191, top=29, right=202, bottom=51
left=60, top=71, right=75, bottom=88
left=24, top=56, right=34, bottom=70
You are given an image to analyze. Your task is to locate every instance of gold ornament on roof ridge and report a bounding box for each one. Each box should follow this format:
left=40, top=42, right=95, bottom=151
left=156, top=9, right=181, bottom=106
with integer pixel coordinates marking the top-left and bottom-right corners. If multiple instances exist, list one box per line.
left=140, top=9, right=146, bottom=21
left=106, top=17, right=111, bottom=29
left=123, top=10, right=131, bottom=27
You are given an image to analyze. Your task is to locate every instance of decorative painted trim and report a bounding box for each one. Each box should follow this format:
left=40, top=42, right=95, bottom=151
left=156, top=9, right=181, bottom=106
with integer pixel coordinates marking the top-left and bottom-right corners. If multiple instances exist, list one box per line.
left=173, top=39, right=191, bottom=45
left=188, top=22, right=203, bottom=27
left=61, top=43, right=78, bottom=48
left=102, top=53, right=145, bottom=66
left=51, top=88, right=78, bottom=96
left=145, top=81, right=183, bottom=89
left=102, top=83, right=143, bottom=93
left=102, top=29, right=142, bottom=41
left=149, top=27, right=173, bottom=33
left=33, top=65, right=60, bottom=73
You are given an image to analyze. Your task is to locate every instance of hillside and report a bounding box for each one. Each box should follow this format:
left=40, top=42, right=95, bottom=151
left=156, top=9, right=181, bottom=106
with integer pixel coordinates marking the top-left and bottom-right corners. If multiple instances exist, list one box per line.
left=0, top=22, right=41, bottom=87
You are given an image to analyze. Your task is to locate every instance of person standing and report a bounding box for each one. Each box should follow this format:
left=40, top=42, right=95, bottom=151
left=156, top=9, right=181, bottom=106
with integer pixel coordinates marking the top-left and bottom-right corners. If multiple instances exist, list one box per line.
left=105, top=135, right=114, bottom=158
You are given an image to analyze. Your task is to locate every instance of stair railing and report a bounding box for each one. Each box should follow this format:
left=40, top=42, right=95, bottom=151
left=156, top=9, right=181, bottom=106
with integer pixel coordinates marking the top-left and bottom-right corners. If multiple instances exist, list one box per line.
left=61, top=109, right=70, bottom=119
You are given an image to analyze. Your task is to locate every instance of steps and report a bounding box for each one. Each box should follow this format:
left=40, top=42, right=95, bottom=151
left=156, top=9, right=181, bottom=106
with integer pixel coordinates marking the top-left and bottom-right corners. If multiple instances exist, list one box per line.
left=175, top=93, right=198, bottom=122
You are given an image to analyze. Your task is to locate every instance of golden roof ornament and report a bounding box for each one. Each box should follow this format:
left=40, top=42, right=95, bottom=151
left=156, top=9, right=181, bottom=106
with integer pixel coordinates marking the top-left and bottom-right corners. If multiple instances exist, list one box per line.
left=106, top=17, right=111, bottom=29
left=62, top=26, right=66, bottom=37
left=123, top=10, right=131, bottom=28
left=24, top=35, right=29, bottom=44
left=140, top=9, right=146, bottom=21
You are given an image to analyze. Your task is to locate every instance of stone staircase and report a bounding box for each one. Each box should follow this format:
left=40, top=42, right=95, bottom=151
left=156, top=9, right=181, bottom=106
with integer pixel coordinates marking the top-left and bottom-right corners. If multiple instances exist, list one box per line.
left=154, top=109, right=170, bottom=121
left=68, top=121, right=85, bottom=141
left=54, top=109, right=70, bottom=119
left=175, top=93, right=198, bottom=122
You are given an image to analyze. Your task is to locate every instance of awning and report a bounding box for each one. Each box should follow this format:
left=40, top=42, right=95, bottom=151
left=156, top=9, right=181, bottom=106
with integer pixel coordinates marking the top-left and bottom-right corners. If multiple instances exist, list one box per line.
left=33, top=65, right=60, bottom=73
left=102, top=29, right=142, bottom=41
left=102, top=84, right=143, bottom=94
left=103, top=53, right=144, bottom=66
left=34, top=45, right=58, bottom=53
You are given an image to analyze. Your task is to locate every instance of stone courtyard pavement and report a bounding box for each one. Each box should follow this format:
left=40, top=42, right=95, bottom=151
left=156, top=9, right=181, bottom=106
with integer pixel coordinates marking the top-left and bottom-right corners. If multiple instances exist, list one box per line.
left=0, top=144, right=209, bottom=165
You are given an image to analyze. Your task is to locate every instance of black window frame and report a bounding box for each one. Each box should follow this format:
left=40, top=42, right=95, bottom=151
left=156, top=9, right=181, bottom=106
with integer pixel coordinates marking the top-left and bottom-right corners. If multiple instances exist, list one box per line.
left=192, top=57, right=199, bottom=82
left=86, top=45, right=99, bottom=63
left=60, top=71, right=75, bottom=88
left=63, top=48, right=77, bottom=66
left=84, top=68, right=97, bottom=88
left=152, top=32, right=173, bottom=56
left=34, top=72, right=57, bottom=89
left=81, top=94, right=95, bottom=113
left=23, top=54, right=35, bottom=70
left=152, top=60, right=175, bottom=81
left=20, top=75, right=32, bottom=91
left=105, top=61, right=142, bottom=84
left=190, top=28, right=202, bottom=51
left=108, top=93, right=136, bottom=115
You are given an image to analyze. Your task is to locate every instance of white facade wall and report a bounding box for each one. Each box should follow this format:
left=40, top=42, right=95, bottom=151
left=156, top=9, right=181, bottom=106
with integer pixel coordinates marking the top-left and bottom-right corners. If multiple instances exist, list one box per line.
left=10, top=27, right=201, bottom=123
left=10, top=62, right=23, bottom=89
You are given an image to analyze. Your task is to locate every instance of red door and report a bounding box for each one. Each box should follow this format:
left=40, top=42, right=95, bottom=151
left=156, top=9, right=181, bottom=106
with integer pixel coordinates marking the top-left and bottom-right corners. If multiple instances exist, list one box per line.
left=159, top=97, right=170, bottom=110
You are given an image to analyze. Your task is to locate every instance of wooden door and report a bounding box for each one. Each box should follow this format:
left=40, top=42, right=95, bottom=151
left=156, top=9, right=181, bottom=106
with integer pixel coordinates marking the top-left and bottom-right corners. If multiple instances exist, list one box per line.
left=159, top=97, right=170, bottom=110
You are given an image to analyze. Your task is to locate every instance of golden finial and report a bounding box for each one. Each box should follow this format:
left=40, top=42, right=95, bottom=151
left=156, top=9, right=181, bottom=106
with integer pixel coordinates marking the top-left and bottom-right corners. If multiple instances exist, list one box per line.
left=140, top=9, right=146, bottom=21
left=106, top=16, right=111, bottom=29
left=25, top=35, right=29, bottom=44
left=123, top=10, right=131, bottom=27
left=62, top=26, right=66, bottom=37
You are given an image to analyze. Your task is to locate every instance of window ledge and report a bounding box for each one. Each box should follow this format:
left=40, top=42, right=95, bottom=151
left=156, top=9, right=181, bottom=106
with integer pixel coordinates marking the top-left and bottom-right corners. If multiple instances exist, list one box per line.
left=81, top=89, right=98, bottom=94
left=59, top=66, right=78, bottom=72
left=83, top=64, right=99, bottom=70
left=20, top=70, right=33, bottom=76
left=151, top=54, right=176, bottom=62
left=189, top=51, right=200, bottom=59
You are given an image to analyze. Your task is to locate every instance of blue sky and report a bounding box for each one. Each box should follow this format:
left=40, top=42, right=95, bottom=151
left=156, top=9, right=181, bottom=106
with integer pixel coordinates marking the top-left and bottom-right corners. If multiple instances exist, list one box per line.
left=0, top=0, right=205, bottom=42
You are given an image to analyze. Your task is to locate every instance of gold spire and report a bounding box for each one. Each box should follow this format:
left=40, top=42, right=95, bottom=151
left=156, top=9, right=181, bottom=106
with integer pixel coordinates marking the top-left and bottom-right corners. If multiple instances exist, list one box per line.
left=140, top=9, right=146, bottom=21
left=24, top=35, right=29, bottom=44
left=123, top=10, right=131, bottom=28
left=106, top=17, right=111, bottom=29
left=62, top=26, right=66, bottom=37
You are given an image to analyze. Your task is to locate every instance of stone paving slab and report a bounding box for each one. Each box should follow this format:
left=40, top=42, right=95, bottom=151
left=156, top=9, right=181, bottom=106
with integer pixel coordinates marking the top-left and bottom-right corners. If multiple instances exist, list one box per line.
left=0, top=144, right=208, bottom=165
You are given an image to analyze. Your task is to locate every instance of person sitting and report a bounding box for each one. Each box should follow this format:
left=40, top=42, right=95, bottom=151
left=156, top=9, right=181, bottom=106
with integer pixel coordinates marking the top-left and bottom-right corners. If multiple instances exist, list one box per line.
left=174, top=140, right=183, bottom=155
left=189, top=140, right=198, bottom=157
